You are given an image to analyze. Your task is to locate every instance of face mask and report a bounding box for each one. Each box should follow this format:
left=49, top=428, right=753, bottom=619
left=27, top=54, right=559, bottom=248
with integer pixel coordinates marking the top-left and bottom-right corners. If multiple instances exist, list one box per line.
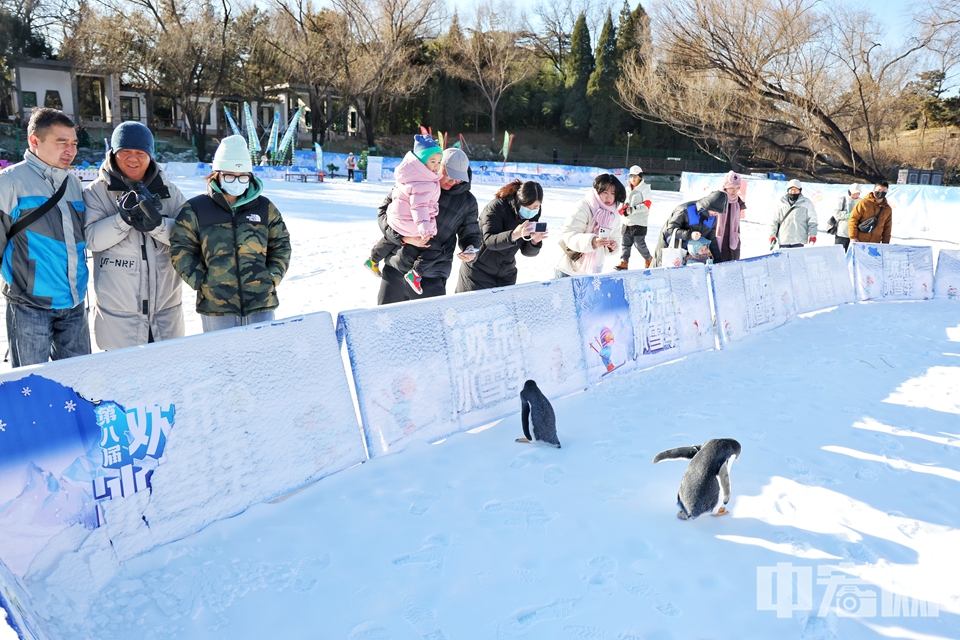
left=874, top=191, right=887, bottom=199
left=519, top=205, right=539, bottom=219
left=220, top=179, right=248, bottom=197
left=787, top=193, right=800, bottom=204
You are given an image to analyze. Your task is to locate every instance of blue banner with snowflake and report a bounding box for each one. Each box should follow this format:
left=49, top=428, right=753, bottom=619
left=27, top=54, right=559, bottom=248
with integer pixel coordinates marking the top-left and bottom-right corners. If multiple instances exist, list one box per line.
left=0, top=374, right=175, bottom=577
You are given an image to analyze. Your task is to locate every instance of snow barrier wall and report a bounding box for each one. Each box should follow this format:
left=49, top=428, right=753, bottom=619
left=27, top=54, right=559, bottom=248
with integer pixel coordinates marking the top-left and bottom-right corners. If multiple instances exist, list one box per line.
left=934, top=250, right=960, bottom=299
left=712, top=245, right=855, bottom=344
left=337, top=266, right=717, bottom=457
left=0, top=311, right=364, bottom=636
left=681, top=172, right=960, bottom=244
left=848, top=244, right=935, bottom=301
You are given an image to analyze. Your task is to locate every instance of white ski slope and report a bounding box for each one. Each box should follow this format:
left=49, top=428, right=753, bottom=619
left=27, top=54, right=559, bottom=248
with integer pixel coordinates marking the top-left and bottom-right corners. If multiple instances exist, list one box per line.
left=2, top=178, right=959, bottom=640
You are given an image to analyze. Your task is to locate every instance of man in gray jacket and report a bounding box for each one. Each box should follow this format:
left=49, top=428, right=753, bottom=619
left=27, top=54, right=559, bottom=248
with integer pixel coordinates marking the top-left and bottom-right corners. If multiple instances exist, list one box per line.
left=770, top=179, right=818, bottom=250
left=0, top=108, right=90, bottom=367
left=83, top=121, right=187, bottom=349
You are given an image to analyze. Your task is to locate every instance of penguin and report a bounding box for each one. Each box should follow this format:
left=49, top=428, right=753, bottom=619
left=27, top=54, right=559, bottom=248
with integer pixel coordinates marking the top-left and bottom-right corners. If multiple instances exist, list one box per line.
left=652, top=438, right=741, bottom=520
left=516, top=380, right=560, bottom=448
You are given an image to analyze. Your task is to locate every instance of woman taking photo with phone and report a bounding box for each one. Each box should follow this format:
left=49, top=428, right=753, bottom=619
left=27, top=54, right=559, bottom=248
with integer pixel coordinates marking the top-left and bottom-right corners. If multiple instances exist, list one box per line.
left=555, top=174, right=626, bottom=277
left=455, top=179, right=547, bottom=293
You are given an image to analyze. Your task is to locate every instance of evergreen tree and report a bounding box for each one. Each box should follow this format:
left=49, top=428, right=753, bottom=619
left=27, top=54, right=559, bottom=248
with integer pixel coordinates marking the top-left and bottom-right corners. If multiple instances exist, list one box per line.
left=587, top=11, right=619, bottom=145
left=616, top=1, right=649, bottom=65
left=562, top=12, right=594, bottom=137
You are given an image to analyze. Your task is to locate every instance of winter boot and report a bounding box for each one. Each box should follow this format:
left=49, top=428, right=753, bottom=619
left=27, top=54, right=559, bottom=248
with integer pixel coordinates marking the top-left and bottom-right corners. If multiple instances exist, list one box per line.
left=614, top=260, right=629, bottom=271
left=364, top=258, right=382, bottom=278
left=644, top=257, right=652, bottom=269
left=404, top=269, right=423, bottom=295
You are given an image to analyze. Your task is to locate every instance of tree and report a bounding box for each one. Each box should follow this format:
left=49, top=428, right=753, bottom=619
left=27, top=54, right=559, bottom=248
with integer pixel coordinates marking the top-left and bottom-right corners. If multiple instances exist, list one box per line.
left=618, top=0, right=938, bottom=181
left=562, top=12, right=593, bottom=136
left=586, top=11, right=619, bottom=145
left=331, top=0, right=441, bottom=147
left=444, top=3, right=536, bottom=145
left=0, top=7, right=53, bottom=119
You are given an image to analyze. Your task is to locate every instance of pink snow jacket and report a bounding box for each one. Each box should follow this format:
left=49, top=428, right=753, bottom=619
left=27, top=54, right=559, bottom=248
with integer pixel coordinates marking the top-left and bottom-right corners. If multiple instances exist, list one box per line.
left=386, top=152, right=441, bottom=238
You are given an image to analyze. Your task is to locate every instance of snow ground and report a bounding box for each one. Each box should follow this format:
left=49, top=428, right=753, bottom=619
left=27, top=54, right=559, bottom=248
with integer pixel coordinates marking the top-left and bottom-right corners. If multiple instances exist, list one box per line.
left=3, top=179, right=960, bottom=639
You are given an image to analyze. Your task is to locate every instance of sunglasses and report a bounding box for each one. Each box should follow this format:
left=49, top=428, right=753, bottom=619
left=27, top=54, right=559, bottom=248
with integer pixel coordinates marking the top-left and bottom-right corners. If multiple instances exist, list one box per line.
left=219, top=173, right=251, bottom=184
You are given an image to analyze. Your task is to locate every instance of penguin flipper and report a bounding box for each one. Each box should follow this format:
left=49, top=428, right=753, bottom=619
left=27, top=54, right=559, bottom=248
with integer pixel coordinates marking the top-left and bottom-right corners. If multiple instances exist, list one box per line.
left=718, top=462, right=732, bottom=504
left=520, top=400, right=532, bottom=441
left=653, top=445, right=700, bottom=463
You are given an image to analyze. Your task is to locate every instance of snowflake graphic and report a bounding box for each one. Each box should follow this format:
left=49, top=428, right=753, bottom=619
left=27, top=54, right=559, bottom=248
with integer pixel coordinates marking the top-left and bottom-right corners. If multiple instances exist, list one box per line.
left=21, top=387, right=31, bottom=396
left=592, top=277, right=602, bottom=291
left=64, top=400, right=77, bottom=412
left=0, top=419, right=6, bottom=432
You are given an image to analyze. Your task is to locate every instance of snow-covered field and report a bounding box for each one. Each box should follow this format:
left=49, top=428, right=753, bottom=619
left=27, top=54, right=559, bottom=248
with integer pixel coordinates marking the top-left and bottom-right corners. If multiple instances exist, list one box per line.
left=3, top=179, right=960, bottom=639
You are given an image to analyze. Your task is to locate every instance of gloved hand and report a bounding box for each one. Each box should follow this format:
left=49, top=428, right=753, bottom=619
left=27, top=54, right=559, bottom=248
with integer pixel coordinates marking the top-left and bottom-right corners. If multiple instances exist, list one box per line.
left=808, top=236, right=817, bottom=244
left=131, top=194, right=163, bottom=233
left=618, top=204, right=628, bottom=216
left=769, top=237, right=777, bottom=250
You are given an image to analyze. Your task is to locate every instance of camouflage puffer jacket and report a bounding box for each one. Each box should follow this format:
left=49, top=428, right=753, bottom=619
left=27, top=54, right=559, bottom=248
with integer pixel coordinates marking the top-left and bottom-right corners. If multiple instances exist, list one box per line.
left=170, top=178, right=291, bottom=316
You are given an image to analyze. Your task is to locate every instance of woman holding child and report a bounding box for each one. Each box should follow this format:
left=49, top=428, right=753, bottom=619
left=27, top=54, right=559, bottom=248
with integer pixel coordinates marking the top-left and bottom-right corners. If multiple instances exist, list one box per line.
left=455, top=180, right=548, bottom=292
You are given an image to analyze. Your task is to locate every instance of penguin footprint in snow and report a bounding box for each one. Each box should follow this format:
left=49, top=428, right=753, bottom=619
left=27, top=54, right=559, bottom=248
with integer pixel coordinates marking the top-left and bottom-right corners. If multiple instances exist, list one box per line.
left=516, top=380, right=561, bottom=448
left=653, top=438, right=741, bottom=520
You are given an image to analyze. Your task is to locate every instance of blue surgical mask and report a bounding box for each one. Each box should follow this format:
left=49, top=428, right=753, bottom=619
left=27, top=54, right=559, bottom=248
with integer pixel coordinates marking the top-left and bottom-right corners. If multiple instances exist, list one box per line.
left=519, top=206, right=539, bottom=219
left=220, top=179, right=248, bottom=197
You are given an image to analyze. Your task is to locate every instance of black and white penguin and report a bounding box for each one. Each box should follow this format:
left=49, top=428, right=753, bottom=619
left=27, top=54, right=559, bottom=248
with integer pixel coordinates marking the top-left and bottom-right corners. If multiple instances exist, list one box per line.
left=517, top=380, right=560, bottom=448
left=653, top=438, right=741, bottom=520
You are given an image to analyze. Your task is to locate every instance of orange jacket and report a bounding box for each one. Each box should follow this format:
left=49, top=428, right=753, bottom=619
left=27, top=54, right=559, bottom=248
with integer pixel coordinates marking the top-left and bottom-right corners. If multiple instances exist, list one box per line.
left=849, top=192, right=892, bottom=243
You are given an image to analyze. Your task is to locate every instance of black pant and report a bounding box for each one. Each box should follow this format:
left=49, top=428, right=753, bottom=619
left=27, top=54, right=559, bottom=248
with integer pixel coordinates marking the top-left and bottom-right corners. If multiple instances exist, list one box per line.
left=371, top=238, right=422, bottom=272
left=620, top=225, right=650, bottom=261
left=377, top=264, right=446, bottom=304
left=347, top=168, right=355, bottom=180
left=835, top=236, right=850, bottom=251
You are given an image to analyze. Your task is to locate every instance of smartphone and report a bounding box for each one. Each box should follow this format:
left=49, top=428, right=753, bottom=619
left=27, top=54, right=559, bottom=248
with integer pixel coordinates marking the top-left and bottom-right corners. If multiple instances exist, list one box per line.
left=534, top=222, right=548, bottom=233
left=461, top=246, right=480, bottom=254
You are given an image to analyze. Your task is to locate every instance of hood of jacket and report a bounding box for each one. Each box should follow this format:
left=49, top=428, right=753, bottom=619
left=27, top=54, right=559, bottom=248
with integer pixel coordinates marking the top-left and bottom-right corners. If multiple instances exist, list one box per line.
left=696, top=190, right=729, bottom=215
left=394, top=151, right=442, bottom=185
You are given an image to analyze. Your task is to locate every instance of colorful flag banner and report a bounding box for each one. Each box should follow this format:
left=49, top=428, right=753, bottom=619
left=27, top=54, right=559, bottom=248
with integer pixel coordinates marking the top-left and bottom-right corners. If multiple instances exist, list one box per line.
left=501, top=131, right=515, bottom=170
left=243, top=102, right=261, bottom=152
left=265, top=112, right=281, bottom=152
left=223, top=106, right=242, bottom=137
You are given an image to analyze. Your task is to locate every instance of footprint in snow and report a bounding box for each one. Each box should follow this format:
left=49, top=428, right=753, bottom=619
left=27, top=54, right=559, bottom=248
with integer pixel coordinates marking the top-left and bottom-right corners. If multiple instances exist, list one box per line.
left=391, top=535, right=449, bottom=570
left=402, top=596, right=447, bottom=639
left=855, top=467, right=879, bottom=481
left=654, top=602, right=682, bottom=617
left=409, top=492, right=441, bottom=516
left=583, top=556, right=618, bottom=595
left=777, top=412, right=794, bottom=424
left=511, top=449, right=546, bottom=468
left=747, top=430, right=766, bottom=441
left=786, top=457, right=809, bottom=475
left=497, top=597, right=582, bottom=636
left=563, top=625, right=608, bottom=640
left=543, top=465, right=564, bottom=485
left=349, top=622, right=390, bottom=640
left=887, top=511, right=921, bottom=539
left=293, top=554, right=330, bottom=592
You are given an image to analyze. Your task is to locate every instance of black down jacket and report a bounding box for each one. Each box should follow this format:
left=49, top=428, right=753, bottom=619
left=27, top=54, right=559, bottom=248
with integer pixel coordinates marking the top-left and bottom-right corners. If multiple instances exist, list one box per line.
left=455, top=195, right=543, bottom=292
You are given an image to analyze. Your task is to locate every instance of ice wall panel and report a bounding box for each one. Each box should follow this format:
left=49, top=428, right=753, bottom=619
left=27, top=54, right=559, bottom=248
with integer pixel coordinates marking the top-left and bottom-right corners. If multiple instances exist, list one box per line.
left=0, top=557, right=48, bottom=640
left=338, top=280, right=588, bottom=457
left=848, top=244, right=934, bottom=301
left=784, top=245, right=855, bottom=313
left=0, top=312, right=364, bottom=571
left=711, top=254, right=796, bottom=344
left=619, top=264, right=716, bottom=368
left=934, top=250, right=960, bottom=299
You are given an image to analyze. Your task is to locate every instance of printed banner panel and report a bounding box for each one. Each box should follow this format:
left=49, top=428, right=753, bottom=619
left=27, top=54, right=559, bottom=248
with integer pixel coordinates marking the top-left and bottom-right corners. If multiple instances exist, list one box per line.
left=848, top=244, right=934, bottom=301
left=934, top=250, right=960, bottom=300
left=338, top=279, right=588, bottom=457
left=572, top=275, right=638, bottom=383
left=783, top=245, right=855, bottom=313
left=711, top=253, right=796, bottom=344
left=0, top=312, right=364, bottom=575
left=618, top=264, right=716, bottom=369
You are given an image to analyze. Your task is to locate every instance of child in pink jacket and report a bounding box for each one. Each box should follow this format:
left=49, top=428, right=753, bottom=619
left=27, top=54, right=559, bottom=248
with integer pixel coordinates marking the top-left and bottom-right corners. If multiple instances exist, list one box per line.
left=365, top=135, right=442, bottom=294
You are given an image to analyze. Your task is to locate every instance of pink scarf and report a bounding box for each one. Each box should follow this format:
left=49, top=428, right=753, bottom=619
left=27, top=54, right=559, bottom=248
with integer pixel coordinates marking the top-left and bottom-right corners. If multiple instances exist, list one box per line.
left=581, top=188, right=618, bottom=273
left=716, top=195, right=742, bottom=251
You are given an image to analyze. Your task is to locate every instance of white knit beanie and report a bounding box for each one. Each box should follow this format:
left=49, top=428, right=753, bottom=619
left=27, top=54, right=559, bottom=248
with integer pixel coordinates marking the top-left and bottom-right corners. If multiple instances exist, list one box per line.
left=212, top=135, right=252, bottom=172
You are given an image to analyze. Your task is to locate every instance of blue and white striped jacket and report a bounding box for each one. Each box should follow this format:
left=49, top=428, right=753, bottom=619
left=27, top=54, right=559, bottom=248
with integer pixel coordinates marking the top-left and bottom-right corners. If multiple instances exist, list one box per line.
left=0, top=150, right=88, bottom=309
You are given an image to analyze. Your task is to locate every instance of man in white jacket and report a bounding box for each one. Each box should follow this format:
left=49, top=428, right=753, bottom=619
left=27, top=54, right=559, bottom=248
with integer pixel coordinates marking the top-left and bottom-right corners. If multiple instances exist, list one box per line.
left=615, top=165, right=653, bottom=270
left=83, top=122, right=187, bottom=349
left=770, top=179, right=818, bottom=250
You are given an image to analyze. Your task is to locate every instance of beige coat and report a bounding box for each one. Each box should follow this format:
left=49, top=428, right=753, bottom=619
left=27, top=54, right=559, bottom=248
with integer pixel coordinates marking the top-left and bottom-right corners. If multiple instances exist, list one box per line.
left=556, top=197, right=622, bottom=276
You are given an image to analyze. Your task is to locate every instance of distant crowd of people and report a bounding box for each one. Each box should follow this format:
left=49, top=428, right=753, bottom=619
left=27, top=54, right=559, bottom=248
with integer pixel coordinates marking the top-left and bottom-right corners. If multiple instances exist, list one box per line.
left=0, top=107, right=894, bottom=369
